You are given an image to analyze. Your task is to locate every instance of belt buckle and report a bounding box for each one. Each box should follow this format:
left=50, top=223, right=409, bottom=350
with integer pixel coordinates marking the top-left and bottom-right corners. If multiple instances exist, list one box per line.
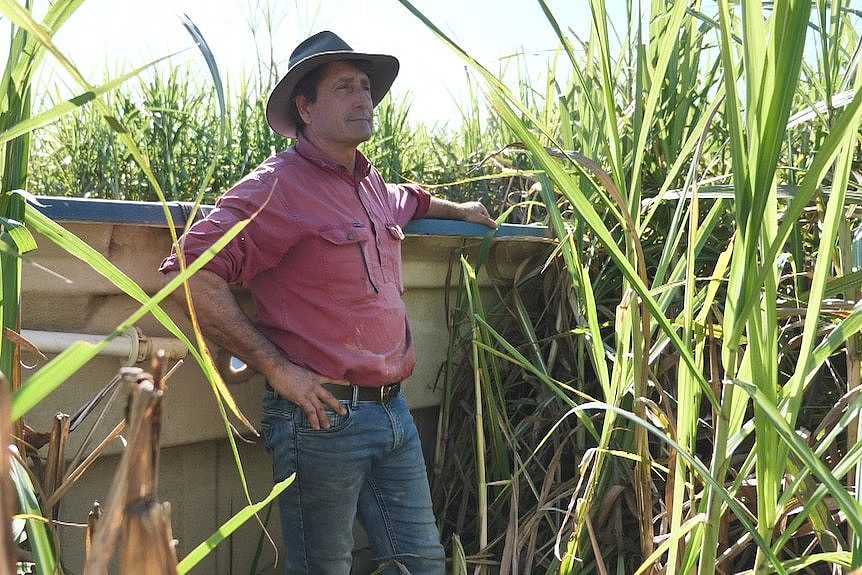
left=380, top=383, right=397, bottom=403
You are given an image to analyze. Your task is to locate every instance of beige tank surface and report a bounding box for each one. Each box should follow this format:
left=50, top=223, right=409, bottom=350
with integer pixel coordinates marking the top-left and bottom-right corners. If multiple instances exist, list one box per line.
left=21, top=196, right=553, bottom=573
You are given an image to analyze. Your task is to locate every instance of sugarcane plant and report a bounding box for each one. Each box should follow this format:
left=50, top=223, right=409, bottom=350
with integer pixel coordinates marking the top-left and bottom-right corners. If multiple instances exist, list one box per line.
left=399, top=0, right=862, bottom=573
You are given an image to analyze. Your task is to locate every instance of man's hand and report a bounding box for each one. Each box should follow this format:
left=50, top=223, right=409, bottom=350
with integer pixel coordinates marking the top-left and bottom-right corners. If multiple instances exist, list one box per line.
left=267, top=362, right=349, bottom=430
left=458, top=200, right=498, bottom=229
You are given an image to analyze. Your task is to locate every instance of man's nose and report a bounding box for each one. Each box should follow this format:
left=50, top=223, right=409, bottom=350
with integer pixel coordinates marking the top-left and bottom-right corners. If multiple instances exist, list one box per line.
left=355, top=90, right=373, bottom=108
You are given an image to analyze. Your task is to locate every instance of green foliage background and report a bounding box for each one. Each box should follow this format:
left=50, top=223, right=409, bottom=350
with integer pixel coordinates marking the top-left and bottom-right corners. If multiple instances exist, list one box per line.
left=9, top=1, right=862, bottom=574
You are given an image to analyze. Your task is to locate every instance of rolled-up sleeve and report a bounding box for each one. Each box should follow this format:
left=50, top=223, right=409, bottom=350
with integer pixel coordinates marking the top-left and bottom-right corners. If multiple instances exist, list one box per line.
left=159, top=176, right=295, bottom=284
left=386, top=183, right=431, bottom=227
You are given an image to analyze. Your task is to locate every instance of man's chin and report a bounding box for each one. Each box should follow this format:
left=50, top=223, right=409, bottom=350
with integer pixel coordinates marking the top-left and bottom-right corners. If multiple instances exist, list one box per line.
left=354, top=124, right=374, bottom=142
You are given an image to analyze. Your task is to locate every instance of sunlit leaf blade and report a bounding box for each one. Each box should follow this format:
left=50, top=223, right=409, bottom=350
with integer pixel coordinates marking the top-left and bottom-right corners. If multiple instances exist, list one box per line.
left=176, top=475, right=294, bottom=574
left=10, top=451, right=58, bottom=572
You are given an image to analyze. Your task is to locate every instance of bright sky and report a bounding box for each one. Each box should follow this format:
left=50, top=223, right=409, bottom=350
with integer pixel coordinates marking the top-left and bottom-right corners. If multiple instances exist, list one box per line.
left=41, top=0, right=590, bottom=127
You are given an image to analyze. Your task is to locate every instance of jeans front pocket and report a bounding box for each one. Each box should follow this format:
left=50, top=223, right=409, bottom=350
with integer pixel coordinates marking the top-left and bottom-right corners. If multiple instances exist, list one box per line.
left=294, top=401, right=353, bottom=433
left=260, top=393, right=299, bottom=483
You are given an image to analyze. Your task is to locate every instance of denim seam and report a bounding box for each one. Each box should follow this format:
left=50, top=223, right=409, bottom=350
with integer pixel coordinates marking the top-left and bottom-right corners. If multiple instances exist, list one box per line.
left=367, top=476, right=401, bottom=560
left=290, top=416, right=310, bottom=573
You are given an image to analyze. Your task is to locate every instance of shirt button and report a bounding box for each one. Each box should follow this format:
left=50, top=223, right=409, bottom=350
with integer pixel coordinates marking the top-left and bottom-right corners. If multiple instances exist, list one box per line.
left=347, top=232, right=355, bottom=240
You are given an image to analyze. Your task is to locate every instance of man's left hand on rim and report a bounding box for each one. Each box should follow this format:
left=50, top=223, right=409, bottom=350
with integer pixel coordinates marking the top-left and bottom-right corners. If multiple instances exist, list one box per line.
left=462, top=201, right=498, bottom=229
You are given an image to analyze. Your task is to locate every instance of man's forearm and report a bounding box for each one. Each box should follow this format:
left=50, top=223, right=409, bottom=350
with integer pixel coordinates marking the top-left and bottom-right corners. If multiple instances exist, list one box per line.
left=425, top=197, right=498, bottom=228
left=165, top=269, right=287, bottom=381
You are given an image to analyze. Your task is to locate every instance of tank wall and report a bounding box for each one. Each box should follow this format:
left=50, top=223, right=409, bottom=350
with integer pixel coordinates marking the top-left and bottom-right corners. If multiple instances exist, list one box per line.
left=20, top=218, right=549, bottom=572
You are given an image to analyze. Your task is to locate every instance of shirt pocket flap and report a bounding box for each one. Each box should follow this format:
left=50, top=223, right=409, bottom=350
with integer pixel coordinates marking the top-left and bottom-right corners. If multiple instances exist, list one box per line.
left=319, top=225, right=372, bottom=245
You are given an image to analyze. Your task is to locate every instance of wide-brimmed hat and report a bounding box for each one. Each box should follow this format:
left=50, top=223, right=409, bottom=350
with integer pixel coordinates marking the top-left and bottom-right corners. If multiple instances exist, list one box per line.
left=265, top=31, right=400, bottom=138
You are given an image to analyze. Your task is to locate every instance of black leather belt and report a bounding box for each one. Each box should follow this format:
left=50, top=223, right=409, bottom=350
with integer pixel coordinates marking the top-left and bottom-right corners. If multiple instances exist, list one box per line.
left=323, top=382, right=401, bottom=403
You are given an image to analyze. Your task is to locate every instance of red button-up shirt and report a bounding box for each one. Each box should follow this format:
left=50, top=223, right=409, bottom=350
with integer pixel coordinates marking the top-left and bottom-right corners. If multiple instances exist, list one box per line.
left=160, top=138, right=431, bottom=387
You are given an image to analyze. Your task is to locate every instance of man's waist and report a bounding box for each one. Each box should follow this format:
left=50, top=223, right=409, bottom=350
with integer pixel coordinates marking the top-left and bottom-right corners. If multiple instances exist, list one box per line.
left=256, top=320, right=415, bottom=386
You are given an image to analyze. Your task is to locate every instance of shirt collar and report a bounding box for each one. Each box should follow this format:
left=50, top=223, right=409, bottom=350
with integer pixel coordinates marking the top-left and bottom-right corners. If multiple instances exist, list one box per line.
left=295, top=137, right=372, bottom=180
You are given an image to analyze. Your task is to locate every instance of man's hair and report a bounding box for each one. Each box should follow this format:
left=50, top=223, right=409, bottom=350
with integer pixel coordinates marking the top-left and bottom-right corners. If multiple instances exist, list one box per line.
left=289, top=60, right=374, bottom=135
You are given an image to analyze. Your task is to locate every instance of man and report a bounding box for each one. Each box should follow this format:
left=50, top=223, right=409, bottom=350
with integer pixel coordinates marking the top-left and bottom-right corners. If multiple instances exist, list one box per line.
left=160, top=31, right=496, bottom=574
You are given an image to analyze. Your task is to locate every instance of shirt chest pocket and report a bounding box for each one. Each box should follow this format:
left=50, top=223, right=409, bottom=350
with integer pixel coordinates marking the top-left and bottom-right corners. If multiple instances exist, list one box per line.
left=319, top=224, right=380, bottom=303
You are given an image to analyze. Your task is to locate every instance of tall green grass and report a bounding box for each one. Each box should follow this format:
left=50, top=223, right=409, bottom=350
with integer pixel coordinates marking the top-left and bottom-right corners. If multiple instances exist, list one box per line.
left=29, top=58, right=532, bottom=221
left=1, top=1, right=89, bottom=569
left=11, top=0, right=862, bottom=573
left=398, top=0, right=862, bottom=572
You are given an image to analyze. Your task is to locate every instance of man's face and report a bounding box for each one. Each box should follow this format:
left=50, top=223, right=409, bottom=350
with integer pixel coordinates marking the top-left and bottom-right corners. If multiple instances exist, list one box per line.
left=296, top=61, right=374, bottom=148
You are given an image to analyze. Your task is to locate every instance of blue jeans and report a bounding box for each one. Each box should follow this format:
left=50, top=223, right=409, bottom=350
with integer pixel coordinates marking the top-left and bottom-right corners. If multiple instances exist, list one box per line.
left=261, top=387, right=446, bottom=575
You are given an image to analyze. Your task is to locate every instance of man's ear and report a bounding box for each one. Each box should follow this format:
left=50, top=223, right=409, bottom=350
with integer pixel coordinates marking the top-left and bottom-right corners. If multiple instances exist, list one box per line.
left=295, top=95, right=312, bottom=127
